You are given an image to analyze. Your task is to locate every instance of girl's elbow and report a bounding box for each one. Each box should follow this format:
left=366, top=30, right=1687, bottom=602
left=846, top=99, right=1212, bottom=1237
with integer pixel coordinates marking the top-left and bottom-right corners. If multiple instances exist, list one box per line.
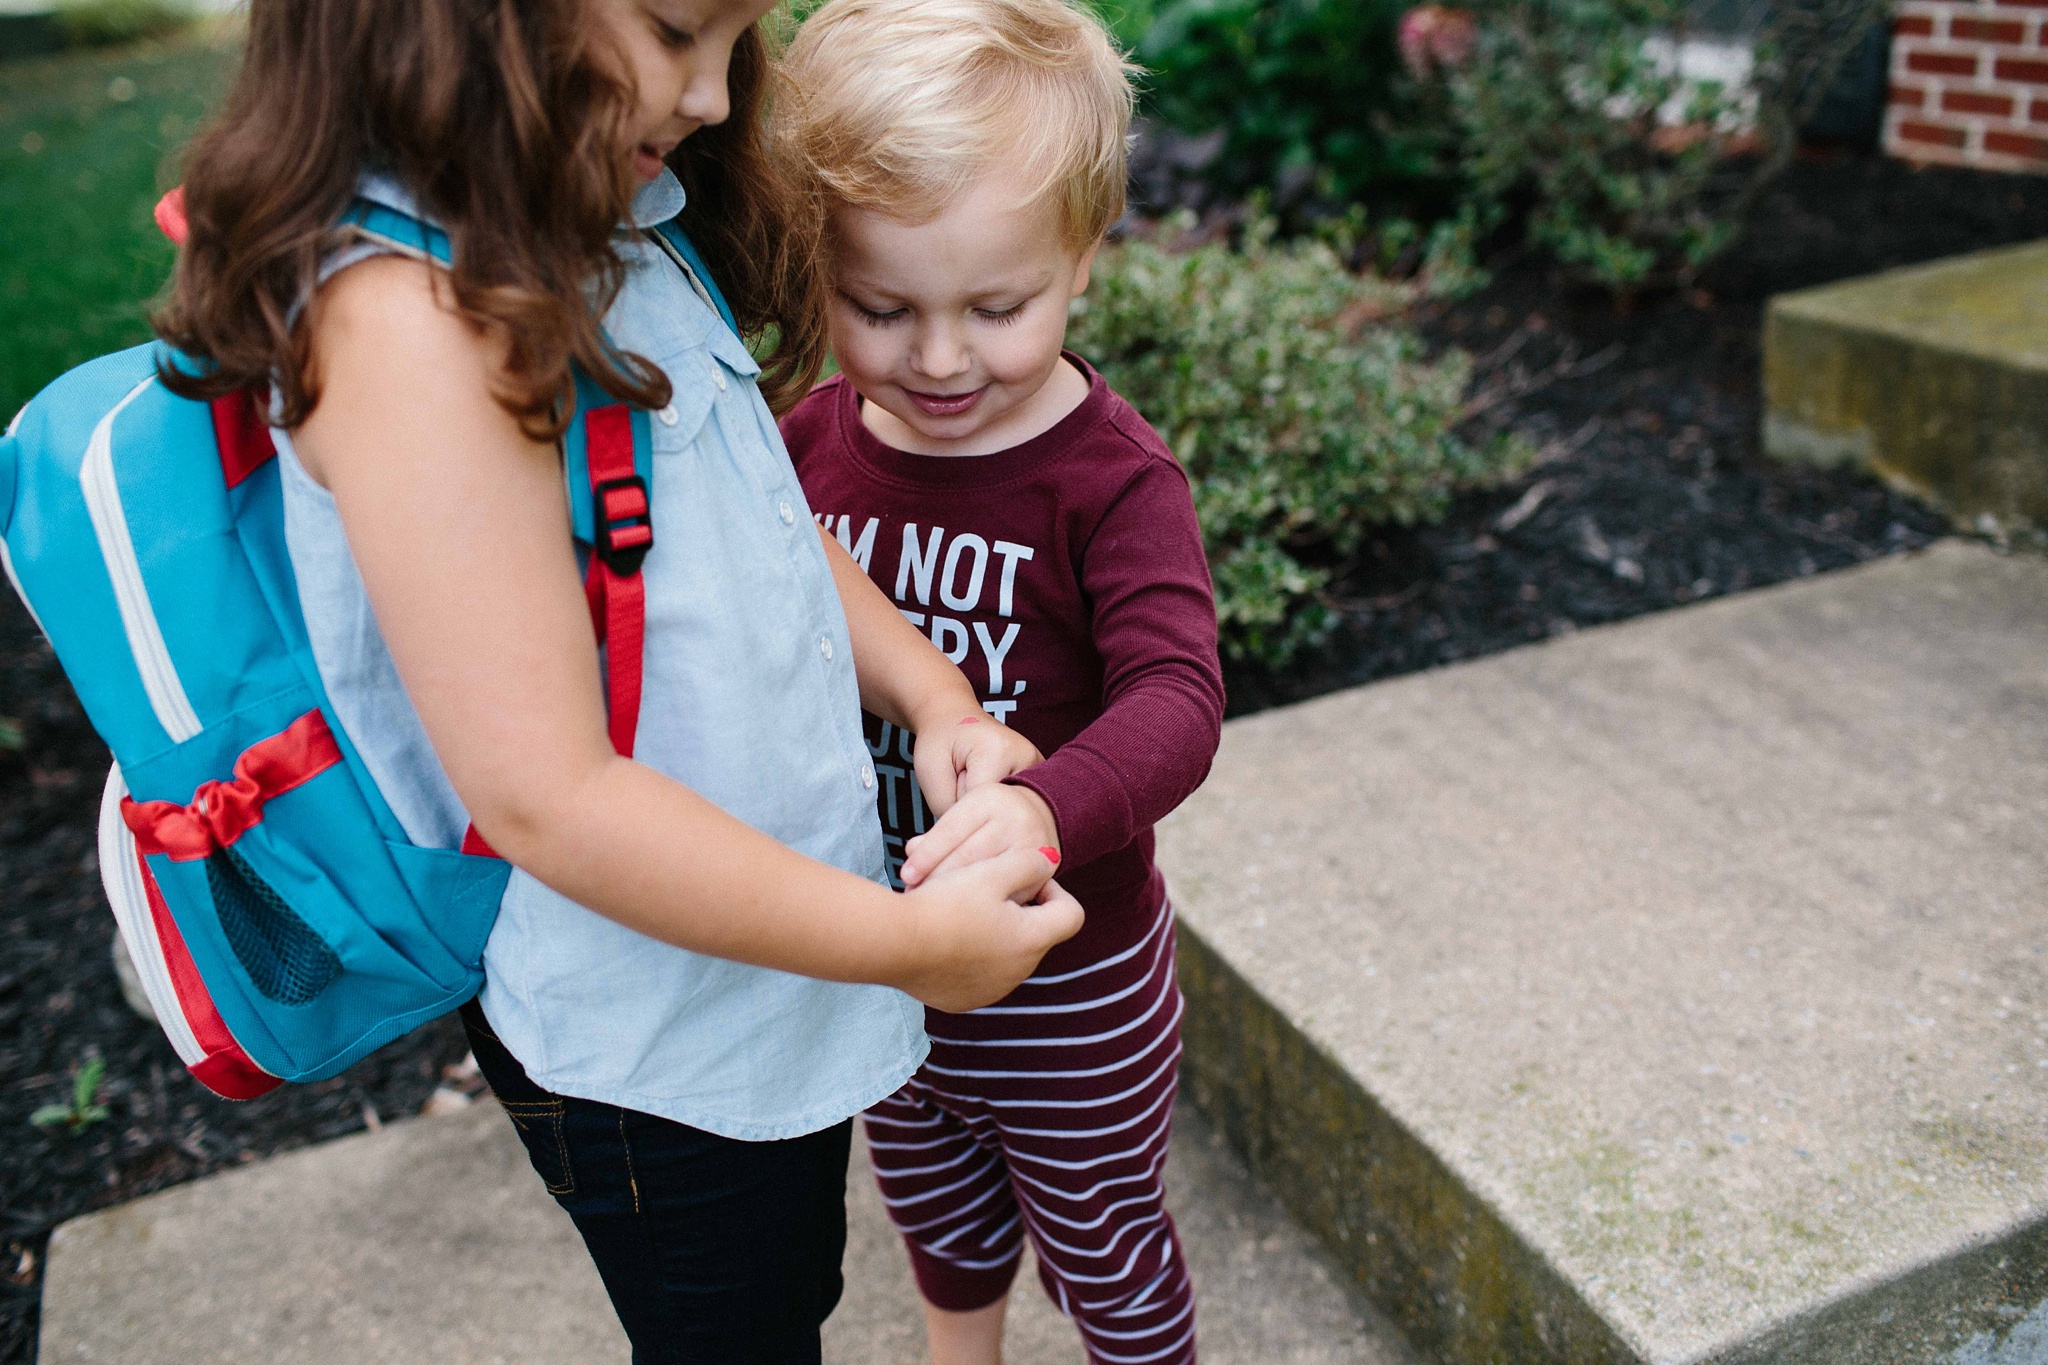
left=458, top=758, right=610, bottom=867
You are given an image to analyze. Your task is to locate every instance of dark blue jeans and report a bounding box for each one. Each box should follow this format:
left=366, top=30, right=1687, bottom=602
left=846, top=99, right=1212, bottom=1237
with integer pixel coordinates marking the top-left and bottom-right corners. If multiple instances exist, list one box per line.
left=461, top=1003, right=851, bottom=1364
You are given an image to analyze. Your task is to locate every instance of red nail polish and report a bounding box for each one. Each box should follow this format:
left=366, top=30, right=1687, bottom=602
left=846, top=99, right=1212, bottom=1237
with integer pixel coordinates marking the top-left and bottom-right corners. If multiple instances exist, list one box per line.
left=1038, top=846, right=1060, bottom=865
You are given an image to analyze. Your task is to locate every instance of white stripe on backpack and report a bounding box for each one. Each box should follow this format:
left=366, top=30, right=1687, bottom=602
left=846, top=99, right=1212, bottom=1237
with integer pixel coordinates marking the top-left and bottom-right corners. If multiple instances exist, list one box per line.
left=79, top=376, right=204, bottom=743
left=98, top=763, right=206, bottom=1067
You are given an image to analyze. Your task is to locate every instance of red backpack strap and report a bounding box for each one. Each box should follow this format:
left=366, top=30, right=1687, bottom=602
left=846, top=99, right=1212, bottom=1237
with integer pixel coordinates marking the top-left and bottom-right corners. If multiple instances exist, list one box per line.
left=582, top=405, right=652, bottom=759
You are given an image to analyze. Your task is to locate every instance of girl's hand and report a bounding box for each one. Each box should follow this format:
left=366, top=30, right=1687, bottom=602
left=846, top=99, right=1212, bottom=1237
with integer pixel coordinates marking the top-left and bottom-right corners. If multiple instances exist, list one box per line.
left=900, top=784, right=1058, bottom=889
left=892, top=847, right=1082, bottom=1011
left=913, top=711, right=1043, bottom=816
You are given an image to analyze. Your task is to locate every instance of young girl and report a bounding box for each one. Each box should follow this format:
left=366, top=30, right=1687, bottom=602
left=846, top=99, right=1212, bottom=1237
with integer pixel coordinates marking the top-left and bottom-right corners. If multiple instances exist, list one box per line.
left=154, top=0, right=1083, bottom=1359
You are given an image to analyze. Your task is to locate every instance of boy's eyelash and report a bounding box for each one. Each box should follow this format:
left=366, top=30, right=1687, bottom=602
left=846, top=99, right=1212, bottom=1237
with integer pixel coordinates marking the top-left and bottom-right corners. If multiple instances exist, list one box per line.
left=841, top=299, right=1027, bottom=326
left=849, top=300, right=906, bottom=325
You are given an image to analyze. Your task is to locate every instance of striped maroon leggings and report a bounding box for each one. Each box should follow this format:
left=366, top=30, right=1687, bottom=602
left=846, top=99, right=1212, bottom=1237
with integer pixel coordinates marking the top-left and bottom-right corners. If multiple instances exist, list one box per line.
left=863, top=900, right=1195, bottom=1365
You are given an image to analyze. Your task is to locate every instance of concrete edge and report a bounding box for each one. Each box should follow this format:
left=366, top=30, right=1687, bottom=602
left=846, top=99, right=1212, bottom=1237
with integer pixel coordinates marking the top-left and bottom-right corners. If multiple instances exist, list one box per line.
left=1763, top=239, right=2048, bottom=362
left=1761, top=307, right=2046, bottom=534
left=1176, top=922, right=1642, bottom=1365
left=1180, top=893, right=2048, bottom=1365
left=1698, top=1210, right=2048, bottom=1365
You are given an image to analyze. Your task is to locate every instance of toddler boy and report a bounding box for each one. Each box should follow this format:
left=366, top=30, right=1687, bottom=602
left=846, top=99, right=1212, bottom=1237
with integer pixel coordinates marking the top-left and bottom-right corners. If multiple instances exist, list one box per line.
left=777, top=2, right=1223, bottom=1361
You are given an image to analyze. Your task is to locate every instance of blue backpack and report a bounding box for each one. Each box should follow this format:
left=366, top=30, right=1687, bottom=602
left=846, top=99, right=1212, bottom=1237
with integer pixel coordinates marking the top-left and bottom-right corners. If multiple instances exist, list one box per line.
left=0, top=193, right=736, bottom=1098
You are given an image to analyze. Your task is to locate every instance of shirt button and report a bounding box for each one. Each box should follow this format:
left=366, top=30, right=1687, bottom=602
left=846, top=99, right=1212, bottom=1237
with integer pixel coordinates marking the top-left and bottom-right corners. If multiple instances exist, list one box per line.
left=778, top=499, right=795, bottom=525
left=861, top=763, right=876, bottom=790
left=819, top=636, right=834, bottom=661
left=706, top=357, right=728, bottom=391
left=656, top=404, right=679, bottom=426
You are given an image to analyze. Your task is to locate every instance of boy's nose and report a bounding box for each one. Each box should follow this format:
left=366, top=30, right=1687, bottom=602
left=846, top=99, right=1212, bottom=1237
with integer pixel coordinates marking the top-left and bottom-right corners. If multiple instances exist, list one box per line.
left=913, top=327, right=972, bottom=381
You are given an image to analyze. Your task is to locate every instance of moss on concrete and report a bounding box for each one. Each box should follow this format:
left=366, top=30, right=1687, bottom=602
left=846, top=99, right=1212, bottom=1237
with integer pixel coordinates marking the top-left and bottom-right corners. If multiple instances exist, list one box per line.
left=1176, top=922, right=1641, bottom=1365
left=1763, top=242, right=2048, bottom=537
left=1178, top=914, right=2048, bottom=1365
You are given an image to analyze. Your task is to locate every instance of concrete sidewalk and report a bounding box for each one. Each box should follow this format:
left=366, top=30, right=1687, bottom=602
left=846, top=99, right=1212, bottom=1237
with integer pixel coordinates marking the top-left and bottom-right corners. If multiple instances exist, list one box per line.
left=36, top=1096, right=1414, bottom=1364
left=1160, top=541, right=2048, bottom=1365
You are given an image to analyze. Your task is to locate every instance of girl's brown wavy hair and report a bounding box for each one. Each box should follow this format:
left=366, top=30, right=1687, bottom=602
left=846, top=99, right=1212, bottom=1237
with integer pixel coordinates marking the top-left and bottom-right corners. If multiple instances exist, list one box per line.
left=155, top=0, right=827, bottom=435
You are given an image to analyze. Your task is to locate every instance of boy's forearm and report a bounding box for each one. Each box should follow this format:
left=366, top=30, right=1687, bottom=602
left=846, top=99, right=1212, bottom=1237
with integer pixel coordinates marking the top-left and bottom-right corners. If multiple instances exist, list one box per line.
left=820, top=526, right=983, bottom=732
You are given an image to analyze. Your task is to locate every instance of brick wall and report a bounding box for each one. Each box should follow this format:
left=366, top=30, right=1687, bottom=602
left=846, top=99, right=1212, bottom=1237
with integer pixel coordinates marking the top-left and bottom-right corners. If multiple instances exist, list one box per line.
left=1887, top=0, right=2048, bottom=171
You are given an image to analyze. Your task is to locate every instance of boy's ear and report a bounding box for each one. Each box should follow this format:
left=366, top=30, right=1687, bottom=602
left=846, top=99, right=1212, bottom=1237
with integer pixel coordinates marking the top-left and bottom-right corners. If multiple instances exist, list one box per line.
left=1070, top=236, right=1104, bottom=297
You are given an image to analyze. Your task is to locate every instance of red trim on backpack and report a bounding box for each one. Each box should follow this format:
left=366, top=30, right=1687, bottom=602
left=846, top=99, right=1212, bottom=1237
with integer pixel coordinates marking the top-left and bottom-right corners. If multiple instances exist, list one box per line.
left=583, top=406, right=647, bottom=759
left=121, top=710, right=343, bottom=861
left=154, top=186, right=188, bottom=246
left=136, top=849, right=282, bottom=1100
left=211, top=390, right=278, bottom=489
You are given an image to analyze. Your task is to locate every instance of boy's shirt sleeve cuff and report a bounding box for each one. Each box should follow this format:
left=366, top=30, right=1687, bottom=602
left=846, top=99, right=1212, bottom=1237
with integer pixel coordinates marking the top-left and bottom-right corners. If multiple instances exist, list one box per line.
left=1004, top=750, right=1133, bottom=870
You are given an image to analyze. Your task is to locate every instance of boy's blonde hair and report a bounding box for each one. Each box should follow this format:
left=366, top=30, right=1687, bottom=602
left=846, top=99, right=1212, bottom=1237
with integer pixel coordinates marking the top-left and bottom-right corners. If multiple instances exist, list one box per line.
left=775, top=0, right=1137, bottom=251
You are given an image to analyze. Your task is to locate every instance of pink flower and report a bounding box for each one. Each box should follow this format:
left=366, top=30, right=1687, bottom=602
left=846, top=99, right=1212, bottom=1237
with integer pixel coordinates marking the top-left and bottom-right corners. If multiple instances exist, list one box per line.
left=1398, top=5, right=1478, bottom=78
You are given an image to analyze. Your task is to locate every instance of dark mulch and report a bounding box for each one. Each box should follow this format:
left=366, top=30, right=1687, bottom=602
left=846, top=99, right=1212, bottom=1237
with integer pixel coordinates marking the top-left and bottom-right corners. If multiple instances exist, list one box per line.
left=0, top=149, right=2037, bottom=1361
left=1217, top=151, right=2037, bottom=715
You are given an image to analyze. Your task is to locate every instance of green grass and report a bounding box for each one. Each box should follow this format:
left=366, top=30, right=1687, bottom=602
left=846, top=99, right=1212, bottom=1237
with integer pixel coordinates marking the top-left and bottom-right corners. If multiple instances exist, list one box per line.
left=0, top=30, right=236, bottom=418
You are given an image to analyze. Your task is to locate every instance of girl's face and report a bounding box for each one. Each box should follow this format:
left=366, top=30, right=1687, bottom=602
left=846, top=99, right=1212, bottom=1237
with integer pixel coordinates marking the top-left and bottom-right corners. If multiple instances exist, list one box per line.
left=595, top=0, right=780, bottom=180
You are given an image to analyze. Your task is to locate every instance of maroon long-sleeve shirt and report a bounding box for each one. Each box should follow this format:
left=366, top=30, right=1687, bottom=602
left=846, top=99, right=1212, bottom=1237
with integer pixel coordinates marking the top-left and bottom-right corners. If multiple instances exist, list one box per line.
left=784, top=356, right=1225, bottom=974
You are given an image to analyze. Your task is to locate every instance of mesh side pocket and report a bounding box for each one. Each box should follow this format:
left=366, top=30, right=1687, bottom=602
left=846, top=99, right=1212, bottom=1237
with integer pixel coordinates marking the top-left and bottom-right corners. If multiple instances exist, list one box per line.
left=205, top=847, right=342, bottom=1005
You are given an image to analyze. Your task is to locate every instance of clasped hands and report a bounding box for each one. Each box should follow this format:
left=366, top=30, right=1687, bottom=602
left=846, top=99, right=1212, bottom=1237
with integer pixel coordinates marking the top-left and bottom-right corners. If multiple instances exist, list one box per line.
left=904, top=712, right=1061, bottom=894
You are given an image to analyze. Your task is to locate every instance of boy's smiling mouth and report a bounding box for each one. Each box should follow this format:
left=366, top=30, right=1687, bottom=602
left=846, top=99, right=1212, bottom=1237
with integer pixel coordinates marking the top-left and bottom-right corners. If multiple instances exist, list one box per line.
left=905, top=385, right=988, bottom=418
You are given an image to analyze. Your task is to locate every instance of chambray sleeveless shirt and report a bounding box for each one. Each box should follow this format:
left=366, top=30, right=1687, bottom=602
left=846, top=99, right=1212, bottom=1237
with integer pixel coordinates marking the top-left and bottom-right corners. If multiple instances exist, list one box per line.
left=269, top=170, right=926, bottom=1140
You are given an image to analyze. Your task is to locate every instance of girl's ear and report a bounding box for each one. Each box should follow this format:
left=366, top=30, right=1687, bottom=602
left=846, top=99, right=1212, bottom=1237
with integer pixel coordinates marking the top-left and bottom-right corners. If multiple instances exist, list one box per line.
left=1070, top=235, right=1104, bottom=298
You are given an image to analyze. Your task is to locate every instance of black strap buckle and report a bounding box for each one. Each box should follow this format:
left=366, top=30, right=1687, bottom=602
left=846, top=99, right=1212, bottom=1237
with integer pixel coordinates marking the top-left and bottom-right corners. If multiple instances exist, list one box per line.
left=592, top=475, right=654, bottom=576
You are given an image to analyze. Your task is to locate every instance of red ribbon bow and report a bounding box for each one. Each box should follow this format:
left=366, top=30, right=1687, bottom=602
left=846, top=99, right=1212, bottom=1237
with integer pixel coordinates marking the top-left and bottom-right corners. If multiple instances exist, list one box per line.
left=121, top=711, right=342, bottom=861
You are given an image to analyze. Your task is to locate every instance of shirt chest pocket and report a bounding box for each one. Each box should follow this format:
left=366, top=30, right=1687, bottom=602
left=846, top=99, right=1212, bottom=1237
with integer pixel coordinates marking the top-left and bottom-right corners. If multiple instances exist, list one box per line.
left=646, top=346, right=724, bottom=455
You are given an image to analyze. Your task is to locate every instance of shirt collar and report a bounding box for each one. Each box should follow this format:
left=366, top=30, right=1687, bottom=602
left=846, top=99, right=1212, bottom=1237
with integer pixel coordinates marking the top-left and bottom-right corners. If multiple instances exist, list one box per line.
left=632, top=168, right=688, bottom=228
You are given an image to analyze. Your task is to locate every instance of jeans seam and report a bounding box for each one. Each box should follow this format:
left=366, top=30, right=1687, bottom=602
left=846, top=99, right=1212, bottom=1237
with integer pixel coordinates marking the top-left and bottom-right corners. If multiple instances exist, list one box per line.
left=618, top=1107, right=642, bottom=1215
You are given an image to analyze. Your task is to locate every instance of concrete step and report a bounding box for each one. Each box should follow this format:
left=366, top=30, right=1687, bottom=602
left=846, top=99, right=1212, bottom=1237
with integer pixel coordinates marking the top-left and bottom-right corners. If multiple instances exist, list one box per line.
left=36, top=1096, right=1416, bottom=1364
left=1764, top=241, right=2048, bottom=540
left=1158, top=542, right=2048, bottom=1365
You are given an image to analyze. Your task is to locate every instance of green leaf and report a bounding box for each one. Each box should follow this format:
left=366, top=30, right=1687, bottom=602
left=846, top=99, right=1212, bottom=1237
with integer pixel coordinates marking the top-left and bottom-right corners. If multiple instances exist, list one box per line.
left=73, top=1057, right=106, bottom=1111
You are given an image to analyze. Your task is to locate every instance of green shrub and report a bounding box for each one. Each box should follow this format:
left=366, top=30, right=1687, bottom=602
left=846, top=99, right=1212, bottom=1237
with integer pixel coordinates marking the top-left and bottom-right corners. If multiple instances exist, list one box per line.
left=1445, top=0, right=1752, bottom=288
left=53, top=0, right=191, bottom=50
left=1444, top=0, right=1893, bottom=289
left=1131, top=0, right=1440, bottom=207
left=1070, top=217, right=1525, bottom=666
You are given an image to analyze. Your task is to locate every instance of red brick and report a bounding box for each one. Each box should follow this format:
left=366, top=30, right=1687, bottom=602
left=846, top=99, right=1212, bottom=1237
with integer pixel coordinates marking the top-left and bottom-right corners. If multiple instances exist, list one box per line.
left=1891, top=82, right=1930, bottom=107
left=1994, top=54, right=2048, bottom=79
left=1944, top=88, right=2018, bottom=114
left=1985, top=128, right=2048, bottom=156
left=1997, top=0, right=2048, bottom=10
left=1908, top=49, right=1982, bottom=76
left=1896, top=13, right=1936, bottom=34
left=1952, top=15, right=2028, bottom=40
left=1897, top=119, right=1972, bottom=147
left=2032, top=96, right=2048, bottom=120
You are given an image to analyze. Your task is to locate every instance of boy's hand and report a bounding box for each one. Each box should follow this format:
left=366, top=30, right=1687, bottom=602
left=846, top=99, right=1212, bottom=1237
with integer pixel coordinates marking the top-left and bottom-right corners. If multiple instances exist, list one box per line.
left=913, top=711, right=1042, bottom=816
left=894, top=847, right=1083, bottom=1011
left=900, top=783, right=1059, bottom=889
